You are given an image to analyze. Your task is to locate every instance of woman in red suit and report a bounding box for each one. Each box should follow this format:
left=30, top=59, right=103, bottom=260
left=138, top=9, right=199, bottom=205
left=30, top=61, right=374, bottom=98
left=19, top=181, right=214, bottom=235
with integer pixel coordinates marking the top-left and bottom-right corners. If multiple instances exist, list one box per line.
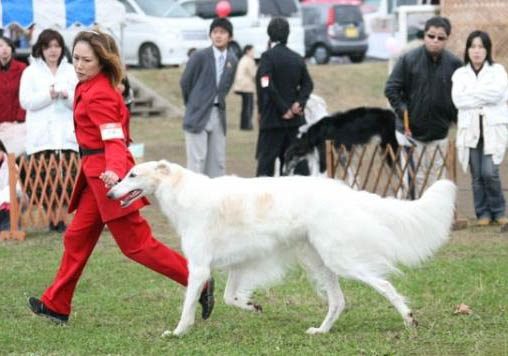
left=28, top=30, right=214, bottom=324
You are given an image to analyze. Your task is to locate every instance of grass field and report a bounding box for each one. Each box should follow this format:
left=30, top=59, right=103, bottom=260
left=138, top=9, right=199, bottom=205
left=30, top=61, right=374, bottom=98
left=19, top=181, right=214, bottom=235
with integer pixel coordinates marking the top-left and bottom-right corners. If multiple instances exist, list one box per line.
left=1, top=62, right=507, bottom=355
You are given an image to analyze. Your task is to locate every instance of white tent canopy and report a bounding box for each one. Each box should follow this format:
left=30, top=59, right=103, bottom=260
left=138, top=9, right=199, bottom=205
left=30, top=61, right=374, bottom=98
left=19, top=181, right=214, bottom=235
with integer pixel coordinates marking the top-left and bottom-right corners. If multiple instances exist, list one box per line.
left=0, top=0, right=125, bottom=29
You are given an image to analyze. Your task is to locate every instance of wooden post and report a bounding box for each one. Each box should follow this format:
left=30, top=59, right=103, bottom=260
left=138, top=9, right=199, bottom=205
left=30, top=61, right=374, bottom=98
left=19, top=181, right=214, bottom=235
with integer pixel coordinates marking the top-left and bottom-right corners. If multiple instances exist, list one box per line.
left=326, top=140, right=334, bottom=178
left=447, top=140, right=468, bottom=230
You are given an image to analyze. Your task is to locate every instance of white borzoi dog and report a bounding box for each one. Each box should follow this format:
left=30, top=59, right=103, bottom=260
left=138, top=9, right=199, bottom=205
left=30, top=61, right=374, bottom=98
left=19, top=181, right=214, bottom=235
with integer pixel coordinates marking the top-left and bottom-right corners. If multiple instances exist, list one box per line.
left=107, top=160, right=456, bottom=336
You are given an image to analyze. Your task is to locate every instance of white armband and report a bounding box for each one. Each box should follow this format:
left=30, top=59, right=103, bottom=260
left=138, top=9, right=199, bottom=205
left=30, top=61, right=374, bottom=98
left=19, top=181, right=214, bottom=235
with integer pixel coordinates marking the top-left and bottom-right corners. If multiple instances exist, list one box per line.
left=100, top=123, right=124, bottom=141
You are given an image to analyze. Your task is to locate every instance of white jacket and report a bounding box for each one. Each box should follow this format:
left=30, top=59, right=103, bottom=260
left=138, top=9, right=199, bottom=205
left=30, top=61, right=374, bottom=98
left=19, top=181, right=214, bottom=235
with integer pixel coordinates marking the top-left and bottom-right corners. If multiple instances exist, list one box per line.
left=451, top=63, right=508, bottom=172
left=19, top=58, right=78, bottom=154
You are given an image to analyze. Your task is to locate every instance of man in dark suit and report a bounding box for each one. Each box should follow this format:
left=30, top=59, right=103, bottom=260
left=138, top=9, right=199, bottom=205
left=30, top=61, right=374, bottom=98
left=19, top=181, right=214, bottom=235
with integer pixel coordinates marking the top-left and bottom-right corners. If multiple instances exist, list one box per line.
left=255, top=17, right=313, bottom=177
left=180, top=17, right=237, bottom=178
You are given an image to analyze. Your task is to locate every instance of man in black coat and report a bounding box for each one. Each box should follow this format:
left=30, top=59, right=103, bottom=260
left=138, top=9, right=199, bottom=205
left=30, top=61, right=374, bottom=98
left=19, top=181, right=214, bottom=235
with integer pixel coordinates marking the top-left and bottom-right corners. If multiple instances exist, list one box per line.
left=384, top=16, right=462, bottom=198
left=255, top=17, right=313, bottom=177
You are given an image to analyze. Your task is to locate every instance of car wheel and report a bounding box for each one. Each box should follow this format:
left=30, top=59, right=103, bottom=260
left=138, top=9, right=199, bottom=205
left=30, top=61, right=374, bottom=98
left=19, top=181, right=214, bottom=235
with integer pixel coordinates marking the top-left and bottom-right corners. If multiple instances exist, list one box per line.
left=313, top=45, right=330, bottom=65
left=139, top=43, right=161, bottom=69
left=349, top=53, right=365, bottom=63
left=229, top=41, right=242, bottom=59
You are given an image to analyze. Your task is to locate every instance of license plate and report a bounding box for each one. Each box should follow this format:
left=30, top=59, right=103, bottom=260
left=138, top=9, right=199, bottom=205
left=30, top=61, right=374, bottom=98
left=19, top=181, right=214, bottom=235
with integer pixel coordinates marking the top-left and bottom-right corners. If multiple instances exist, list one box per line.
left=345, top=27, right=358, bottom=38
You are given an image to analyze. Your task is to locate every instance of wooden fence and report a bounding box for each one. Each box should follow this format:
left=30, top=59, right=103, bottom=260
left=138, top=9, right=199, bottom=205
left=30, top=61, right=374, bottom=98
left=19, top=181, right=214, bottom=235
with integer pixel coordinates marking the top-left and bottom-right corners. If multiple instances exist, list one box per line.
left=0, top=152, right=80, bottom=241
left=325, top=140, right=456, bottom=199
left=0, top=140, right=464, bottom=241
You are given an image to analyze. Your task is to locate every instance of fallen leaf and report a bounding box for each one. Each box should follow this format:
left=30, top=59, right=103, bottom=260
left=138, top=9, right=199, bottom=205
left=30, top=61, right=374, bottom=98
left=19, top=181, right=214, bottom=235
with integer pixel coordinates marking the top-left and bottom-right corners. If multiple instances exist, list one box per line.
left=454, top=303, right=473, bottom=315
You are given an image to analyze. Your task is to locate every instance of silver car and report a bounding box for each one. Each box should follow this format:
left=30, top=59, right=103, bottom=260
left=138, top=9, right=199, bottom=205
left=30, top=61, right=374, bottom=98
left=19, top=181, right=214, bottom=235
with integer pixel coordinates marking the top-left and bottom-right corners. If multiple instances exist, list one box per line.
left=302, top=3, right=368, bottom=64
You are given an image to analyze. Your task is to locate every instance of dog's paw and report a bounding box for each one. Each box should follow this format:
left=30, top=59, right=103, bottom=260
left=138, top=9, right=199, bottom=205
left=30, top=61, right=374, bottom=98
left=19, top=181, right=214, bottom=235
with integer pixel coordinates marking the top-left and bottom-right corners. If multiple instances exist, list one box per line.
left=247, top=302, right=263, bottom=313
left=161, top=330, right=173, bottom=338
left=172, top=324, right=191, bottom=337
left=306, top=327, right=326, bottom=335
left=404, top=312, right=419, bottom=328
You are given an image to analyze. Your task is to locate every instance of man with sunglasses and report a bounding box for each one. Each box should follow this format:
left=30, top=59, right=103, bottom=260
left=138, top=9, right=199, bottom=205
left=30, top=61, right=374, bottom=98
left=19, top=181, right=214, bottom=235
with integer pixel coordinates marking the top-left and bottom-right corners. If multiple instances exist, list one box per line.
left=385, top=16, right=462, bottom=198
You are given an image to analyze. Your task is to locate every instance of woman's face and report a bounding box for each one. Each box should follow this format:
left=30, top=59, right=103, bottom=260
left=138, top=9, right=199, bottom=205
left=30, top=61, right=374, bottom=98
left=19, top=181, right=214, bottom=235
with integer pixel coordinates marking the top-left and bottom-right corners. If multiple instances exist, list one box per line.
left=0, top=39, right=12, bottom=63
left=468, top=37, right=487, bottom=68
left=42, top=39, right=62, bottom=66
left=72, top=41, right=102, bottom=82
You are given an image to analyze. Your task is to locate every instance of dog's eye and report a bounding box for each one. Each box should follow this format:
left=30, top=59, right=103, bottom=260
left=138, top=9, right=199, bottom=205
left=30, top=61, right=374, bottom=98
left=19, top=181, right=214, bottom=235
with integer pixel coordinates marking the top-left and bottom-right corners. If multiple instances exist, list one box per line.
left=129, top=173, right=136, bottom=178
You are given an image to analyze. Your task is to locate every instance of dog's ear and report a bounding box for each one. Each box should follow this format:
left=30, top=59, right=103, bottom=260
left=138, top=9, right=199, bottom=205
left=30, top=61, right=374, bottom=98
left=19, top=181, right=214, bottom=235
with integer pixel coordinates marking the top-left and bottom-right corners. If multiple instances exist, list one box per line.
left=156, top=160, right=171, bottom=175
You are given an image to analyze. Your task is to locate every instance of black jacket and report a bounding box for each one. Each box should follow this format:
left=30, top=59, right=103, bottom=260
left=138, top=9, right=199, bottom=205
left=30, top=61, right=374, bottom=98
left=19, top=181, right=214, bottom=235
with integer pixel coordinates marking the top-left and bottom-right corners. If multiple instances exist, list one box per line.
left=385, top=46, right=462, bottom=142
left=256, top=43, right=313, bottom=130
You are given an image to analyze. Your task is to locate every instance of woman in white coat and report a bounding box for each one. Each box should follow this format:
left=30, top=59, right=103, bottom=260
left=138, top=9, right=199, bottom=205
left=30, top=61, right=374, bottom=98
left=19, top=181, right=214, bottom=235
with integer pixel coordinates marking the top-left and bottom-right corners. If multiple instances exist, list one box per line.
left=19, top=29, right=78, bottom=232
left=452, top=30, right=508, bottom=226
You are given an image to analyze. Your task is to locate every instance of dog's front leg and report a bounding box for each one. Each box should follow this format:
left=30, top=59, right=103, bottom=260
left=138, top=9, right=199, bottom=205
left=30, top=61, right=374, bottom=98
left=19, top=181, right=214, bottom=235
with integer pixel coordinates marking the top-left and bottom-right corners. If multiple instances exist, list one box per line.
left=171, top=266, right=211, bottom=336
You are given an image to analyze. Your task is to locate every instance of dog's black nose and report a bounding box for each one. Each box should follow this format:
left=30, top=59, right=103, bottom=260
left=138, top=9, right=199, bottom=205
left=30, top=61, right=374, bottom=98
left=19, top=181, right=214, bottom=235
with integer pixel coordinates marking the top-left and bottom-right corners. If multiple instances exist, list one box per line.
left=106, top=191, right=114, bottom=200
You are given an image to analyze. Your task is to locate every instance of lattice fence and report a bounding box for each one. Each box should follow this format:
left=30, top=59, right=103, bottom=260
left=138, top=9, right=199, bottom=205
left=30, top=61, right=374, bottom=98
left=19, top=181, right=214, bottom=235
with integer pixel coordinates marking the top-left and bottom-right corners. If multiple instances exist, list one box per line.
left=441, top=0, right=508, bottom=68
left=325, top=140, right=457, bottom=199
left=0, top=152, right=80, bottom=241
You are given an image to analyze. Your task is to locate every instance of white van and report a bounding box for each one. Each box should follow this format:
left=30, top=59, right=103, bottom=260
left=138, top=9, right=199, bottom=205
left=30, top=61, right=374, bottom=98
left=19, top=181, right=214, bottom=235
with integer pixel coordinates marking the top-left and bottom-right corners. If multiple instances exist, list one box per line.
left=179, top=0, right=305, bottom=59
left=117, top=0, right=210, bottom=67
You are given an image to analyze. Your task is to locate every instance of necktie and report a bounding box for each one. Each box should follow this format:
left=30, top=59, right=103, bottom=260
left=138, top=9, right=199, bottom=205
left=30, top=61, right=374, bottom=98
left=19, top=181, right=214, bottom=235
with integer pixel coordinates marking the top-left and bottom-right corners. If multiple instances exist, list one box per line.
left=217, top=53, right=225, bottom=84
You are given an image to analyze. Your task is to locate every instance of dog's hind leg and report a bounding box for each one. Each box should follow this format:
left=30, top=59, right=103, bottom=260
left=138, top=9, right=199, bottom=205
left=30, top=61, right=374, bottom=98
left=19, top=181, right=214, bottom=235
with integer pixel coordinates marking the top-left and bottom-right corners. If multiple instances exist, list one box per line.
left=170, top=264, right=211, bottom=336
left=224, top=253, right=292, bottom=312
left=298, top=247, right=344, bottom=334
left=224, top=269, right=262, bottom=312
left=357, top=275, right=417, bottom=327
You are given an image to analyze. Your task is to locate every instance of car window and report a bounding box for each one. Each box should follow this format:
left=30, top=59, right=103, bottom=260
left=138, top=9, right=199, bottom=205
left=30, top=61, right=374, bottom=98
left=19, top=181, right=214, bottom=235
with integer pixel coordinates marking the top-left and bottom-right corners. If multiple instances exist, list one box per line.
left=387, top=0, right=419, bottom=13
left=118, top=0, right=136, bottom=14
left=260, top=0, right=299, bottom=17
left=333, top=5, right=363, bottom=24
left=302, top=7, right=321, bottom=26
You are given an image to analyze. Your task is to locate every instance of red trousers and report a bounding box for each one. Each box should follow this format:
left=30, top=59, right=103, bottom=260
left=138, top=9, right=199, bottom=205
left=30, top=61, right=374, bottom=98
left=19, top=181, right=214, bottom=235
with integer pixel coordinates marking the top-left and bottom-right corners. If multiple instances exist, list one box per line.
left=41, top=184, right=189, bottom=315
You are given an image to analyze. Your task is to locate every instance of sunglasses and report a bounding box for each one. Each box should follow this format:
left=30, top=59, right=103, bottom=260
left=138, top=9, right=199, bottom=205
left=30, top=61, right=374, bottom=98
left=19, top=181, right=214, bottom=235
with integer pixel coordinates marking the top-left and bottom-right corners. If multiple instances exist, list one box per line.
left=426, top=33, right=447, bottom=41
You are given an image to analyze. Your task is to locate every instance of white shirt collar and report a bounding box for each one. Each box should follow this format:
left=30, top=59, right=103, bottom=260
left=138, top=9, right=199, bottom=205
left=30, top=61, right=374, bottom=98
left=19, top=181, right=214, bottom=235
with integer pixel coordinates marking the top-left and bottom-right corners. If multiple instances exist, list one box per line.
left=212, top=46, right=227, bottom=61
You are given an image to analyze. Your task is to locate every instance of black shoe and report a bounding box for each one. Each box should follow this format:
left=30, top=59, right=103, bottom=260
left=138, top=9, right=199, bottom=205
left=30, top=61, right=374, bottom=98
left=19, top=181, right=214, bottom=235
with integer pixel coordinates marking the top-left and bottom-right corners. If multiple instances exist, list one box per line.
left=198, top=277, right=215, bottom=320
left=49, top=221, right=66, bottom=233
left=28, top=297, right=68, bottom=324
left=55, top=221, right=67, bottom=233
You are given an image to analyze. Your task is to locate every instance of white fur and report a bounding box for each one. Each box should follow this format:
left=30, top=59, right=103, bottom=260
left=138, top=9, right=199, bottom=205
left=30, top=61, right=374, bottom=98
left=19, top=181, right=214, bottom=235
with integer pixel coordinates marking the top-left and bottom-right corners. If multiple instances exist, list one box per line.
left=107, top=161, right=456, bottom=336
left=300, top=94, right=329, bottom=135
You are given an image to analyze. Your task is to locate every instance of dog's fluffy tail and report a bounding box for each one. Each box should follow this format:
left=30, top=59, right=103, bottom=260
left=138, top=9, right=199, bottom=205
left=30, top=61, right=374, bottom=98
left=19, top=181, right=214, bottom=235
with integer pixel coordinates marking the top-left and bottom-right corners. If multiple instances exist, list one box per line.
left=388, top=179, right=456, bottom=268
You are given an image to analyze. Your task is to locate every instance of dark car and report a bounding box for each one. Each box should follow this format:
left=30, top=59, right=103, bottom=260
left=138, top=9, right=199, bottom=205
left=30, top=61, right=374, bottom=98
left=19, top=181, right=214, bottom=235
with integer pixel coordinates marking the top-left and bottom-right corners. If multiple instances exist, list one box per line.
left=301, top=3, right=368, bottom=64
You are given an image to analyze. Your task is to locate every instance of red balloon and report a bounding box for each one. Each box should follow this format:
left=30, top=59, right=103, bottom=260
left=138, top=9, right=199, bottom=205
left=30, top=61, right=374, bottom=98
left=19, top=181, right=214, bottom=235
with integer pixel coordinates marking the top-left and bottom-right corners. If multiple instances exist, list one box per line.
left=216, top=0, right=231, bottom=17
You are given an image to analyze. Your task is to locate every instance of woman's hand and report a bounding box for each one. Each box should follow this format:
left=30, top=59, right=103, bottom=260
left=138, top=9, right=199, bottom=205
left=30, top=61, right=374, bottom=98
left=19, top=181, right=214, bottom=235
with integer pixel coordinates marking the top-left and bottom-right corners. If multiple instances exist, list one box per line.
left=49, top=84, right=58, bottom=99
left=100, top=170, right=119, bottom=189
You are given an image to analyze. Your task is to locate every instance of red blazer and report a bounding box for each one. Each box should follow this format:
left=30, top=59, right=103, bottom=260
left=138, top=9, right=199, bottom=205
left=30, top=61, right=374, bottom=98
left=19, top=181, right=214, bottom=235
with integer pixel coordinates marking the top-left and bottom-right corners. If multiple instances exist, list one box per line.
left=68, top=72, right=148, bottom=222
left=0, top=59, right=26, bottom=122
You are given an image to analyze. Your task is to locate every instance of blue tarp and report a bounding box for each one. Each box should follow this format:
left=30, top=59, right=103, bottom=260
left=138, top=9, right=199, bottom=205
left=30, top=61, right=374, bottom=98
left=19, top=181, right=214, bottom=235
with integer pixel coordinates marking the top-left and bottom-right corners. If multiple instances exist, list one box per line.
left=0, top=0, right=124, bottom=29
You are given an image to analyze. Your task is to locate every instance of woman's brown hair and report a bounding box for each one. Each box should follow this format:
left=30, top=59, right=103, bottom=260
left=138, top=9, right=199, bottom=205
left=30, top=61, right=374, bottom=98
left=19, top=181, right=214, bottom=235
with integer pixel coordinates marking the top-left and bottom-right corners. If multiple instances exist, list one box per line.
left=72, top=30, right=123, bottom=87
left=32, top=29, right=66, bottom=65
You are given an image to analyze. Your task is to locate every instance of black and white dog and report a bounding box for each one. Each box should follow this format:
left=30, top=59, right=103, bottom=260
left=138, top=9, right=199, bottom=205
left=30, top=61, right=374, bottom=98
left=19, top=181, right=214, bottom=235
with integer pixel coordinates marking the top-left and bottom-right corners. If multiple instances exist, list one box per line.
left=283, top=107, right=399, bottom=177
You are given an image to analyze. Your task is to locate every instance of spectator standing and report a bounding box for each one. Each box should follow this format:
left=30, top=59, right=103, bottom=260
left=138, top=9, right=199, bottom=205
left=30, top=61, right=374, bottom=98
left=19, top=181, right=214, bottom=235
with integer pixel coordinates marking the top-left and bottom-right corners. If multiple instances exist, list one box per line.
left=0, top=36, right=26, bottom=124
left=19, top=29, right=79, bottom=232
left=28, top=30, right=214, bottom=324
left=180, top=17, right=238, bottom=178
left=255, top=17, right=313, bottom=177
left=233, top=44, right=256, bottom=130
left=384, top=16, right=462, bottom=197
left=452, top=30, right=508, bottom=226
